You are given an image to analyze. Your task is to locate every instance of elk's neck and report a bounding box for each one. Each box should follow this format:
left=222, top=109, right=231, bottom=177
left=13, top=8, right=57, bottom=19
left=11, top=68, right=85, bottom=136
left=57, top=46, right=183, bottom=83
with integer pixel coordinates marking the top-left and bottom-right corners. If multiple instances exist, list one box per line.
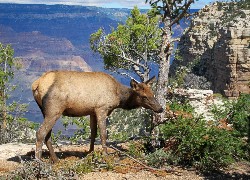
left=118, top=85, right=139, bottom=110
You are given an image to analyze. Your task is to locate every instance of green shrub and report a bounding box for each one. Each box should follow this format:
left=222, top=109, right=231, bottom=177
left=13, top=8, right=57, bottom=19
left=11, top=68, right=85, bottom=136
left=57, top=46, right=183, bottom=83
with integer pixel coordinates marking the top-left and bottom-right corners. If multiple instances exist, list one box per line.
left=146, top=148, right=173, bottom=168
left=62, top=116, right=90, bottom=143
left=73, top=150, right=116, bottom=174
left=159, top=117, right=245, bottom=171
left=211, top=93, right=249, bottom=139
left=228, top=94, right=250, bottom=138
left=108, top=108, right=152, bottom=141
left=60, top=108, right=152, bottom=144
left=6, top=160, right=75, bottom=179
left=127, top=140, right=146, bottom=158
left=211, top=93, right=250, bottom=160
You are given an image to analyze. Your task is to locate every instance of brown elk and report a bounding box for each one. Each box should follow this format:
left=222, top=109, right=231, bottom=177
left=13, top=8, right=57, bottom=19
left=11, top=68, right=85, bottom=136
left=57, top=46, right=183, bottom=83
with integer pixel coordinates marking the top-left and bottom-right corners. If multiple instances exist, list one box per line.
left=32, top=71, right=163, bottom=163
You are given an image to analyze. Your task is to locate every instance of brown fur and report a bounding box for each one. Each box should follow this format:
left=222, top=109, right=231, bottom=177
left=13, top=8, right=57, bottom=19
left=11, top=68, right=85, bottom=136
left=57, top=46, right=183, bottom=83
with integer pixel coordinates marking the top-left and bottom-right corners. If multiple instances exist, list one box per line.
left=32, top=71, right=163, bottom=163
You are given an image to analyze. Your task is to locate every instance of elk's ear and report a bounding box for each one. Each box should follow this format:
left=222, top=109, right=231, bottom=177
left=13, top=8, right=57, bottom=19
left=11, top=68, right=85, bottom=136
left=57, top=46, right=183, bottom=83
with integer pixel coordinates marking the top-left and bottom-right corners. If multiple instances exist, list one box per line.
left=130, top=79, right=139, bottom=90
left=145, top=76, right=156, bottom=86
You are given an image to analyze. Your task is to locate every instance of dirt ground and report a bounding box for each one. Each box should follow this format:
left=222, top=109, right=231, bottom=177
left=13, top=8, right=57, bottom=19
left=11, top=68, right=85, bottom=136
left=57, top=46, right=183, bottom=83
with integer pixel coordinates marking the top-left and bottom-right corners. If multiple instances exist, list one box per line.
left=0, top=143, right=249, bottom=179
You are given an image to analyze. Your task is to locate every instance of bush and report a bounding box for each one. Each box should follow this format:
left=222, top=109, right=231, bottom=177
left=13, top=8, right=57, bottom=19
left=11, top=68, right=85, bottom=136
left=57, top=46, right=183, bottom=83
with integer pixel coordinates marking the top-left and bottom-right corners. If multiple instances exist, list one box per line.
left=211, top=93, right=250, bottom=160
left=60, top=108, right=152, bottom=144
left=228, top=94, right=250, bottom=138
left=73, top=150, right=116, bottom=174
left=146, top=148, right=173, bottom=168
left=159, top=117, right=245, bottom=171
left=6, top=160, right=76, bottom=179
left=143, top=94, right=249, bottom=171
left=61, top=116, right=90, bottom=143
left=127, top=140, right=146, bottom=158
left=108, top=108, right=152, bottom=141
left=211, top=94, right=249, bottom=138
left=0, top=43, right=37, bottom=144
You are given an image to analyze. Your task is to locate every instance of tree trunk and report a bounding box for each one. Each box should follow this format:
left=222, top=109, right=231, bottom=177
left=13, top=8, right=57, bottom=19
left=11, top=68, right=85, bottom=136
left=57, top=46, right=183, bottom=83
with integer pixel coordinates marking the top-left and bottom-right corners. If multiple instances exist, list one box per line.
left=153, top=19, right=172, bottom=125
left=151, top=18, right=172, bottom=148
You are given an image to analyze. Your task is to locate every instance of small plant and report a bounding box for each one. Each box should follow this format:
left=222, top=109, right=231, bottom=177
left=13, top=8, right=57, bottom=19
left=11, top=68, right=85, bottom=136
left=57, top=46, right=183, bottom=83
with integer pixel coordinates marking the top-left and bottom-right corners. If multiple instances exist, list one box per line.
left=51, top=130, right=62, bottom=145
left=62, top=116, right=90, bottom=143
left=108, top=108, right=152, bottom=141
left=146, top=148, right=172, bottom=168
left=73, top=150, right=116, bottom=174
left=6, top=160, right=76, bottom=179
left=127, top=140, right=146, bottom=158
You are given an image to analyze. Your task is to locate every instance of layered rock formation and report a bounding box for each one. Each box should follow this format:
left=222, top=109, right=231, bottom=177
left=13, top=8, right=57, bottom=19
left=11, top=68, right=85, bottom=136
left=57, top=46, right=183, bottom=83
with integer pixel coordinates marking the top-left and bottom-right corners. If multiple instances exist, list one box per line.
left=172, top=2, right=250, bottom=98
left=0, top=25, right=91, bottom=72
left=172, top=89, right=223, bottom=121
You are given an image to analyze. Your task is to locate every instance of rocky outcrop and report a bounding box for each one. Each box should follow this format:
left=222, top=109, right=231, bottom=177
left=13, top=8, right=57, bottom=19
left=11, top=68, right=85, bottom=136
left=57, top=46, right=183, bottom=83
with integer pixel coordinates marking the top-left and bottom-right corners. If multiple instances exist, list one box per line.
left=172, top=89, right=223, bottom=121
left=172, top=2, right=250, bottom=98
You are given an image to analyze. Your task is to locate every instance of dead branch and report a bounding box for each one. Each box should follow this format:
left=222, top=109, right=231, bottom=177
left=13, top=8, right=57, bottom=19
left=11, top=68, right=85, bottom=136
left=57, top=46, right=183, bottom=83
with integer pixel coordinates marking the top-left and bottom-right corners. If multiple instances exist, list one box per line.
left=109, top=145, right=174, bottom=173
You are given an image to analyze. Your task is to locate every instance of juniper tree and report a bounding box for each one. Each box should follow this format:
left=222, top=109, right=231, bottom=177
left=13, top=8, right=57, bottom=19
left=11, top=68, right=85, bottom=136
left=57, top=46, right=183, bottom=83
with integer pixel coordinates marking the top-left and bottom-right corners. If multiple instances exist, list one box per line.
left=90, top=6, right=161, bottom=82
left=146, top=0, right=196, bottom=125
left=0, top=43, right=31, bottom=143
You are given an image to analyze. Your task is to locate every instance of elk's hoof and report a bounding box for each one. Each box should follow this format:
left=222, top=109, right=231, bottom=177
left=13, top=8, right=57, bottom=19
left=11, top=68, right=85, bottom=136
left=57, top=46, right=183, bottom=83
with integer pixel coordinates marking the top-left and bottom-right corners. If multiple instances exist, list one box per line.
left=50, top=156, right=59, bottom=164
left=102, top=147, right=108, bottom=155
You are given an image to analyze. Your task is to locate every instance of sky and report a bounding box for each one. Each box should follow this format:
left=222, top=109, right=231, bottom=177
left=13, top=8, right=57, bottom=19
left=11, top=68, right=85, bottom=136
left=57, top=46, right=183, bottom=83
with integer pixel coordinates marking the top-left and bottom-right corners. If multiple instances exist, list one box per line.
left=0, top=0, right=217, bottom=9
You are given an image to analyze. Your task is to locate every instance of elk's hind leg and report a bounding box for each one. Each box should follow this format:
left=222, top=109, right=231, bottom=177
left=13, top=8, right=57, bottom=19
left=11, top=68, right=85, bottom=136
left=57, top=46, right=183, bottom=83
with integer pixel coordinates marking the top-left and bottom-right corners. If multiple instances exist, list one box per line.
left=45, top=130, right=58, bottom=163
left=35, top=114, right=60, bottom=162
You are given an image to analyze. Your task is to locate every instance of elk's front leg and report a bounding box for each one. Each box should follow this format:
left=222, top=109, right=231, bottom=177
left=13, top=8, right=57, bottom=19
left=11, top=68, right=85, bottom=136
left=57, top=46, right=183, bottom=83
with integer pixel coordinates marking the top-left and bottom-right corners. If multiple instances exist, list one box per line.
left=96, top=110, right=108, bottom=154
left=89, top=114, right=97, bottom=153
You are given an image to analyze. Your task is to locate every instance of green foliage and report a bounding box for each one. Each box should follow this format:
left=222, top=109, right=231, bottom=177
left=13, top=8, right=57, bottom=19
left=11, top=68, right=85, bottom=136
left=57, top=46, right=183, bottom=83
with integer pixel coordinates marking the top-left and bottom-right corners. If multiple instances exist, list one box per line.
left=73, top=150, right=116, bottom=174
left=211, top=94, right=250, bottom=138
left=142, top=94, right=249, bottom=171
left=159, top=116, right=245, bottom=171
left=90, top=6, right=161, bottom=81
left=127, top=140, right=146, bottom=158
left=146, top=148, right=172, bottom=168
left=146, top=0, right=196, bottom=24
left=60, top=108, right=152, bottom=144
left=62, top=116, right=90, bottom=143
left=229, top=94, right=250, bottom=137
left=6, top=160, right=75, bottom=179
left=108, top=108, right=152, bottom=141
left=0, top=43, right=15, bottom=86
left=170, top=51, right=204, bottom=88
left=0, top=43, right=35, bottom=144
left=51, top=130, right=62, bottom=145
left=169, top=97, right=194, bottom=113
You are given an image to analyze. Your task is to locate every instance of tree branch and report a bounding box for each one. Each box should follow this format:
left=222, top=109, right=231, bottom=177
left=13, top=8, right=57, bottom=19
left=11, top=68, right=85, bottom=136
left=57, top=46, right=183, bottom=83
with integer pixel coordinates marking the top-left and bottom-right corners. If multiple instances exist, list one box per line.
left=110, top=145, right=175, bottom=173
left=118, top=72, right=135, bottom=79
left=165, top=0, right=172, bottom=16
left=103, top=46, right=146, bottom=69
left=170, top=0, right=194, bottom=27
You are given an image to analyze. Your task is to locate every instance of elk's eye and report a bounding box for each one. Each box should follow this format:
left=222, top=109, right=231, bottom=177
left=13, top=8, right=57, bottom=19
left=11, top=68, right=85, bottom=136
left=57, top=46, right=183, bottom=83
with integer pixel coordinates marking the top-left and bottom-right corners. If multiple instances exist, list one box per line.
left=142, top=96, right=147, bottom=100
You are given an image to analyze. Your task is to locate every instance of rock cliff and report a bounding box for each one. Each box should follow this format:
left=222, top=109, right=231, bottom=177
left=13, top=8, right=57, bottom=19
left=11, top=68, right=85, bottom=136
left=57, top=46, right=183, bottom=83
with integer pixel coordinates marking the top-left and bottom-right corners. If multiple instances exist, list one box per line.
left=171, top=2, right=250, bottom=98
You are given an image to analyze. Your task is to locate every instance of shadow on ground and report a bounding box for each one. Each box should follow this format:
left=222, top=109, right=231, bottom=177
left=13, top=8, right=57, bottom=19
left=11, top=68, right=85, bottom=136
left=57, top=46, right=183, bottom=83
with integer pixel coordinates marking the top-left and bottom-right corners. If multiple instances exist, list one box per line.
left=7, top=149, right=89, bottom=163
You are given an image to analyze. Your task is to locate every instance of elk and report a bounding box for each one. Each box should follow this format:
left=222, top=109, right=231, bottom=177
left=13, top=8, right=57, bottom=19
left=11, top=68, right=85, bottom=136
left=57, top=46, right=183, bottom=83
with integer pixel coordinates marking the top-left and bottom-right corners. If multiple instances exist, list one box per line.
left=32, top=71, right=163, bottom=163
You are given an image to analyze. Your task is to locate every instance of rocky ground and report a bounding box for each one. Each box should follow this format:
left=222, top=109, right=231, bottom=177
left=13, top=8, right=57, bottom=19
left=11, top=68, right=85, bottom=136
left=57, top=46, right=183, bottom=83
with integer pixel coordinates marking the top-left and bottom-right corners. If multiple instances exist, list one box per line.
left=0, top=143, right=249, bottom=179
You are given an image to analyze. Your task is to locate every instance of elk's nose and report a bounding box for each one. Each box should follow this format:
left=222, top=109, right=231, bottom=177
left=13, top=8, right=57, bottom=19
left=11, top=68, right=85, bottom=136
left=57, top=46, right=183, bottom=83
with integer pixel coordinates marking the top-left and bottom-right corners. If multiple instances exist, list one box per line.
left=156, top=108, right=164, bottom=113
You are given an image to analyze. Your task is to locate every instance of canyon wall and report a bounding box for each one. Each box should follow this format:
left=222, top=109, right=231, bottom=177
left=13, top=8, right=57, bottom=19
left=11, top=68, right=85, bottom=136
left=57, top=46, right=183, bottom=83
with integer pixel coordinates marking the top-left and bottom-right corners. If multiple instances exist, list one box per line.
left=172, top=2, right=250, bottom=98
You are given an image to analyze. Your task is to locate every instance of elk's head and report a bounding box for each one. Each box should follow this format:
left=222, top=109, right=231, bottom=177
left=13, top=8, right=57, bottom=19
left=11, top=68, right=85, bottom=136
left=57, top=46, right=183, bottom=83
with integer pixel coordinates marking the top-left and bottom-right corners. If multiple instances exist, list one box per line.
left=130, top=76, right=163, bottom=113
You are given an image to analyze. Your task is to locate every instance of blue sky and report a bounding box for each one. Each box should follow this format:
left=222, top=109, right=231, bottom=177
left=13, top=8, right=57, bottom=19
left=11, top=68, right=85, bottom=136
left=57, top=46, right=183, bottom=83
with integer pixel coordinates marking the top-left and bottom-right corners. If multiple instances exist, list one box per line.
left=0, top=0, right=217, bottom=9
